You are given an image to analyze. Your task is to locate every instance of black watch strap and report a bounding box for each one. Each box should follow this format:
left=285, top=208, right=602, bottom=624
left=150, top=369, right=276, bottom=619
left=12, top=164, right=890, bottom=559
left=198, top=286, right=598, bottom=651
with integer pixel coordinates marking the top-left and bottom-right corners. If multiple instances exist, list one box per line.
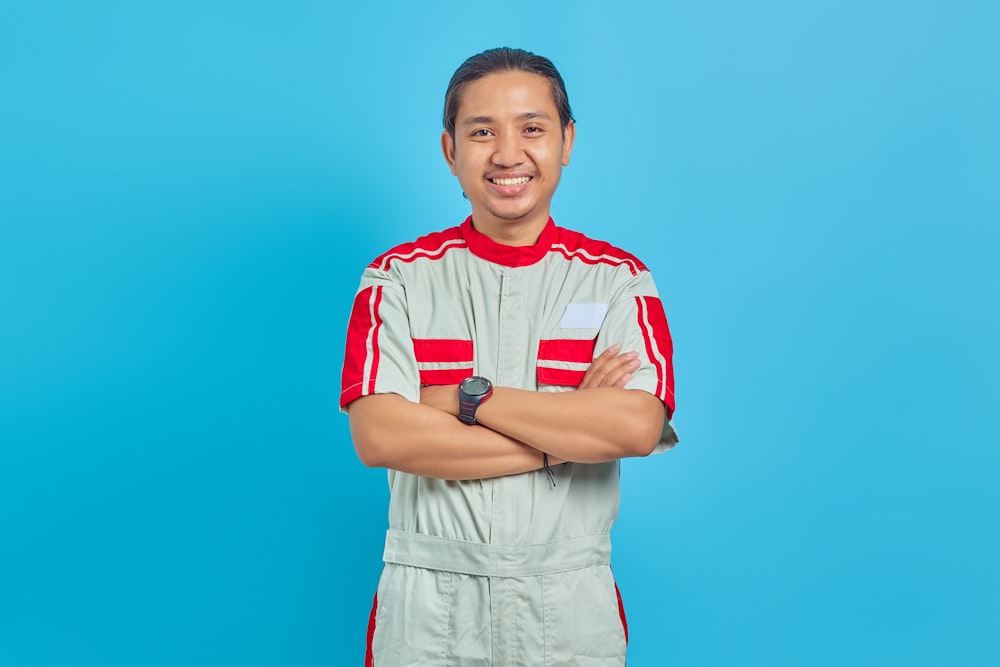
left=458, top=376, right=493, bottom=425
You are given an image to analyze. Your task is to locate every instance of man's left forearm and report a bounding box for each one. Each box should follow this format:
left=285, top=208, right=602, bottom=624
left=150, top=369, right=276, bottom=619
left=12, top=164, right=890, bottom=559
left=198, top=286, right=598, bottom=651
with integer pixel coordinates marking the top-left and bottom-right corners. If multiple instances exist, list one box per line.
left=479, top=387, right=665, bottom=462
left=422, top=384, right=665, bottom=463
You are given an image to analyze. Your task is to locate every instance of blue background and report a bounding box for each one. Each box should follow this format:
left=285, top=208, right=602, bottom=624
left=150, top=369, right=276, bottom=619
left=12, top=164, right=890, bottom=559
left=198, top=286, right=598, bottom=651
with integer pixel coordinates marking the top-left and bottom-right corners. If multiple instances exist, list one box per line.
left=2, top=1, right=997, bottom=665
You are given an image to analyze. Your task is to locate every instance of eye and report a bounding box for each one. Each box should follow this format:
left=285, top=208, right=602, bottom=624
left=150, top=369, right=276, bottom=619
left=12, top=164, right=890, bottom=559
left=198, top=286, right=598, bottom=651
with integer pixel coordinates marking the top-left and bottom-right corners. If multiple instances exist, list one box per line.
left=470, top=128, right=493, bottom=138
left=524, top=125, right=545, bottom=136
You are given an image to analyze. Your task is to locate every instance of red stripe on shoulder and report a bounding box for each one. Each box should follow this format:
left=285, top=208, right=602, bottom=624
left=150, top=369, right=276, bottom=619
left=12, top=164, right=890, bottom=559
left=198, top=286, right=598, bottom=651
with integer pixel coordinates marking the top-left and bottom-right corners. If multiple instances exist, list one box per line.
left=369, top=227, right=466, bottom=271
left=340, top=285, right=381, bottom=408
left=636, top=295, right=675, bottom=414
left=550, top=227, right=648, bottom=276
left=367, top=287, right=384, bottom=397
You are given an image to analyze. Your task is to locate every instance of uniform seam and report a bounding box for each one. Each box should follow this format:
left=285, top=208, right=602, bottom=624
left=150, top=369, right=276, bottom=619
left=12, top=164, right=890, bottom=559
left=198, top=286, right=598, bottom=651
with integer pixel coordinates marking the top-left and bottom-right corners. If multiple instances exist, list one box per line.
left=438, top=570, right=454, bottom=667
left=541, top=576, right=550, bottom=667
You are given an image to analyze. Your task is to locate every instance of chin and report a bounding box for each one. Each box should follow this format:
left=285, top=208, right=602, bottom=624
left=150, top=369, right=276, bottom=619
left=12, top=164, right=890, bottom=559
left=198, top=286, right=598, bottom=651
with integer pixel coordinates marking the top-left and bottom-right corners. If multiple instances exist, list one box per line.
left=486, top=204, right=535, bottom=222
left=492, top=212, right=531, bottom=222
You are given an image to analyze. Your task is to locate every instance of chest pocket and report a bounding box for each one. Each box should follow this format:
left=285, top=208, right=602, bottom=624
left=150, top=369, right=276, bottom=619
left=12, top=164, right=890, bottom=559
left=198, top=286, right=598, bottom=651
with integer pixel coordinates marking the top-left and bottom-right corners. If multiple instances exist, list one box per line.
left=536, top=337, right=597, bottom=388
left=413, top=338, right=474, bottom=385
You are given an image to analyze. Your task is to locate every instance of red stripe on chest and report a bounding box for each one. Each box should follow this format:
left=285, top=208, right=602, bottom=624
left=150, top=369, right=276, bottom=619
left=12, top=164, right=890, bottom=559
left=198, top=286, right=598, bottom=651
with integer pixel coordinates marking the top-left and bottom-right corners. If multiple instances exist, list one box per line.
left=412, top=338, right=474, bottom=363
left=537, top=337, right=597, bottom=363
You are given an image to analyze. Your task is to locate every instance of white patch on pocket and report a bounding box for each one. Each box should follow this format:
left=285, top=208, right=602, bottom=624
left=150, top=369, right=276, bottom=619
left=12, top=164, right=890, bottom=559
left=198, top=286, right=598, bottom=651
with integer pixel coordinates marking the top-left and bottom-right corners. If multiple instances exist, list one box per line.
left=559, top=303, right=609, bottom=329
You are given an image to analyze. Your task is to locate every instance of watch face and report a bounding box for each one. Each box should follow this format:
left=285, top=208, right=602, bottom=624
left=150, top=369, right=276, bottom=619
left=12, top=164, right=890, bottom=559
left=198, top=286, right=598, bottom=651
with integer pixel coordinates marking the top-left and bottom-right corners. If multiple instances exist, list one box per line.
left=462, top=377, right=491, bottom=395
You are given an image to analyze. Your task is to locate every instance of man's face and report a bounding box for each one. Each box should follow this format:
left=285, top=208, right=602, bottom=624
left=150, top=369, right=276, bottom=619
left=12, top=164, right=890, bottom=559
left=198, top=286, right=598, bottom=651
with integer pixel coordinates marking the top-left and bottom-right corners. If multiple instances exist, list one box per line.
left=442, top=70, right=575, bottom=242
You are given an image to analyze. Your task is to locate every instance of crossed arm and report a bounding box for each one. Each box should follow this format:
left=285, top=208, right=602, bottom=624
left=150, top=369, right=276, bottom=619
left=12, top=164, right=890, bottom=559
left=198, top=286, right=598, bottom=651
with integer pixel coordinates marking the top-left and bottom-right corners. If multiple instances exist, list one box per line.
left=347, top=345, right=667, bottom=480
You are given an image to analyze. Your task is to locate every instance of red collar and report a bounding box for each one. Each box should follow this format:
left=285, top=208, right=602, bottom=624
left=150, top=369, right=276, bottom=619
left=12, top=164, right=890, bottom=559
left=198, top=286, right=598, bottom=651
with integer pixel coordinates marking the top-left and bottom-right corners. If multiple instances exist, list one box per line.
left=459, top=216, right=557, bottom=267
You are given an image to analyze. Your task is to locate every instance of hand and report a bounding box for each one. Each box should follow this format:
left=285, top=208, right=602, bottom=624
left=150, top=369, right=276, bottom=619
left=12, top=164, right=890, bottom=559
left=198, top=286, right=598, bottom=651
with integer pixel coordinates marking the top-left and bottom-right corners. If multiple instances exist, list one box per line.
left=419, top=384, right=460, bottom=416
left=578, top=344, right=640, bottom=390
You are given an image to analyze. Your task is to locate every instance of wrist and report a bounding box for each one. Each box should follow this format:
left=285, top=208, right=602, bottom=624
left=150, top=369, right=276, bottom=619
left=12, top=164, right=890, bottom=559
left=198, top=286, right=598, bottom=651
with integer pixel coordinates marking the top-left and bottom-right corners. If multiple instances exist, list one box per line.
left=420, top=385, right=462, bottom=416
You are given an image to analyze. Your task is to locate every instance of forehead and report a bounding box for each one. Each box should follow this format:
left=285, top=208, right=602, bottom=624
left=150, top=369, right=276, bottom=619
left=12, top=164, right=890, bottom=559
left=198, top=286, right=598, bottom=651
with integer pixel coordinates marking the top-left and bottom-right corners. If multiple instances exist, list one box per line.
left=456, top=70, right=558, bottom=123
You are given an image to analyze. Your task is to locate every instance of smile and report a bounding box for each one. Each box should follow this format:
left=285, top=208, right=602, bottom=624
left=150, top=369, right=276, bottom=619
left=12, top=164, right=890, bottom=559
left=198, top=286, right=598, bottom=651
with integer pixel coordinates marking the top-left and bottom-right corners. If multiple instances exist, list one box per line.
left=490, top=176, right=531, bottom=186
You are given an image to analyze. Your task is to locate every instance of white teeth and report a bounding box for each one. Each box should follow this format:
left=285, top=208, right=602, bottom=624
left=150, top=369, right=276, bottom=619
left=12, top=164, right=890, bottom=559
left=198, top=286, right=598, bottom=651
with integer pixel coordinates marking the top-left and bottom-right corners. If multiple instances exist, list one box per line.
left=491, top=177, right=530, bottom=186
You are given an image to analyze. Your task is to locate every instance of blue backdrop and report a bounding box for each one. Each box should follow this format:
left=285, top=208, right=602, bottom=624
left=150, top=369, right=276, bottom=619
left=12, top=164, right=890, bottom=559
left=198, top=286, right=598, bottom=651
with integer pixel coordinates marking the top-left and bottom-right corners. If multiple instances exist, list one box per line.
left=2, top=1, right=997, bottom=665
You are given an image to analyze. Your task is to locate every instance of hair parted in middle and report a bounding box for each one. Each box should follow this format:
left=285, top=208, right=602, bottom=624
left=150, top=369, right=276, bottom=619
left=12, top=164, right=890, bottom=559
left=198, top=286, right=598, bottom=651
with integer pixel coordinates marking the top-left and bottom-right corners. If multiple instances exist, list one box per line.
left=442, top=47, right=575, bottom=139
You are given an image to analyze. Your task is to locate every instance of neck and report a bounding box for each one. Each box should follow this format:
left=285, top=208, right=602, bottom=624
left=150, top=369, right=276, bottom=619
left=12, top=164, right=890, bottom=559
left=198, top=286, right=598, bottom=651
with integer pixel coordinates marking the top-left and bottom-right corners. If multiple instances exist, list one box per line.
left=471, top=213, right=550, bottom=247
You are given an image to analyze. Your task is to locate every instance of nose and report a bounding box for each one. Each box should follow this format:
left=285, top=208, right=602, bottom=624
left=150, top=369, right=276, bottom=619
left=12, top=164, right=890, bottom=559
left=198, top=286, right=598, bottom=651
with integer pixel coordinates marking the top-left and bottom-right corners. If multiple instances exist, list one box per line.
left=491, top=131, right=525, bottom=167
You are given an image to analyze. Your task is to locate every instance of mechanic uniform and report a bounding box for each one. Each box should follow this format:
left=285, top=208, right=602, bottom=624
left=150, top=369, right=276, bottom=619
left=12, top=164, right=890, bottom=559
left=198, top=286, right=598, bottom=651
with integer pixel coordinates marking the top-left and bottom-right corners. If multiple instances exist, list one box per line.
left=341, top=217, right=676, bottom=667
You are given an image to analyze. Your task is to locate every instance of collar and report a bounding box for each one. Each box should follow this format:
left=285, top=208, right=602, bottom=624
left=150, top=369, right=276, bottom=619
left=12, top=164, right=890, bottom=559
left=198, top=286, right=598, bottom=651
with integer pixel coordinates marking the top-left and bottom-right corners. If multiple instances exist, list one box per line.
left=459, top=216, right=557, bottom=267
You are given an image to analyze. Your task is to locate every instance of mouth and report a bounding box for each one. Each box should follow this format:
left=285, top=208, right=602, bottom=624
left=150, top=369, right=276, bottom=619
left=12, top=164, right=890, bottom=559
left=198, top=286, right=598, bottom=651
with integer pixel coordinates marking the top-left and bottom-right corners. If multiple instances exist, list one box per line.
left=488, top=176, right=532, bottom=186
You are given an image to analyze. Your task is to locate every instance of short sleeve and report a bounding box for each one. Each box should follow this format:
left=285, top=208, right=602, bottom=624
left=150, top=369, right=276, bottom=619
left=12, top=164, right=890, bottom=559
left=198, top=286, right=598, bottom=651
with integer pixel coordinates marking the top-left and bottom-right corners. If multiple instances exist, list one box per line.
left=595, top=269, right=679, bottom=452
left=340, top=269, right=419, bottom=410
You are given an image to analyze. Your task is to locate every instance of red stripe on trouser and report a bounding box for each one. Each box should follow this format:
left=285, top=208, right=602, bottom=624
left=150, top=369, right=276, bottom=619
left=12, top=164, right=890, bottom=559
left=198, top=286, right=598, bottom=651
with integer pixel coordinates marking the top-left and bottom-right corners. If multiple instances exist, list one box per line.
left=615, top=583, right=629, bottom=645
left=365, top=593, right=377, bottom=667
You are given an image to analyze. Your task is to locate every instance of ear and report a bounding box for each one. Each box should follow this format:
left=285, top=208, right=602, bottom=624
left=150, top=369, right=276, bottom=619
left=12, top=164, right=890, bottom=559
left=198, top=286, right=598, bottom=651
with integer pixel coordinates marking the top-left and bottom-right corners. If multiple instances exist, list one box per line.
left=442, top=131, right=457, bottom=175
left=560, top=121, right=576, bottom=166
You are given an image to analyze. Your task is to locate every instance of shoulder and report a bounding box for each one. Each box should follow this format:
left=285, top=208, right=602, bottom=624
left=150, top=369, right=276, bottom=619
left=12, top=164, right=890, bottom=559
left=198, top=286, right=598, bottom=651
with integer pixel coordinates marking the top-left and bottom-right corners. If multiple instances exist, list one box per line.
left=549, top=225, right=649, bottom=276
left=368, top=225, right=467, bottom=273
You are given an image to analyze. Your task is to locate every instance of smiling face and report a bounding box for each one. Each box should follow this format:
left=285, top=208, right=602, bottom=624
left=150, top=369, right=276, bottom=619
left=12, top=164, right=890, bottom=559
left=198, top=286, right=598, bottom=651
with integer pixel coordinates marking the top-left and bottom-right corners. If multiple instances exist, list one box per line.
left=442, top=70, right=575, bottom=246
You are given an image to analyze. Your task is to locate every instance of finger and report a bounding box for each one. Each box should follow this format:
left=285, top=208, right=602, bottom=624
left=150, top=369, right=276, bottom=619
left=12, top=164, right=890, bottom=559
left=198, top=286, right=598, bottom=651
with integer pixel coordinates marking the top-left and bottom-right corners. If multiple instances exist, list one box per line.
left=599, top=353, right=640, bottom=387
left=613, top=359, right=642, bottom=387
left=578, top=345, right=619, bottom=388
left=593, top=344, right=621, bottom=363
left=580, top=357, right=624, bottom=388
left=583, top=352, right=627, bottom=383
left=580, top=350, right=640, bottom=388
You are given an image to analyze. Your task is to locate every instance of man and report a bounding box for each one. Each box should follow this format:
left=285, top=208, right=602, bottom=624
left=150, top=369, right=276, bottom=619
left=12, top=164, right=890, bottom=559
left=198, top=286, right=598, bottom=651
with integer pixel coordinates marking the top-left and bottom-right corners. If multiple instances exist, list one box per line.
left=341, top=47, right=677, bottom=666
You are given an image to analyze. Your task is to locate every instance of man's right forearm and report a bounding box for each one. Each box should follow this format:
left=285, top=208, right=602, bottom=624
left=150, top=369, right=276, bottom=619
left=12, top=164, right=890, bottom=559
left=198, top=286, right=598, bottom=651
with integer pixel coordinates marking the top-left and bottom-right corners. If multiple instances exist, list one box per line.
left=347, top=393, right=557, bottom=480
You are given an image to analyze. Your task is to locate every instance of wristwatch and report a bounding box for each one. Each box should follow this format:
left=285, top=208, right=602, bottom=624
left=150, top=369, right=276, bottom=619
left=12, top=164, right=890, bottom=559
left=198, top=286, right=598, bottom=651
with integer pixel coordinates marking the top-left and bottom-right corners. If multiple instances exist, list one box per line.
left=458, top=376, right=493, bottom=425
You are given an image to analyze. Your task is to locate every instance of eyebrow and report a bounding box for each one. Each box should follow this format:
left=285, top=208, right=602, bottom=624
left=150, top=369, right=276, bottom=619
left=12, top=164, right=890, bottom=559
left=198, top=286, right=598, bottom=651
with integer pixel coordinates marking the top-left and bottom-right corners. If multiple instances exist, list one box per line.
left=459, top=111, right=553, bottom=127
